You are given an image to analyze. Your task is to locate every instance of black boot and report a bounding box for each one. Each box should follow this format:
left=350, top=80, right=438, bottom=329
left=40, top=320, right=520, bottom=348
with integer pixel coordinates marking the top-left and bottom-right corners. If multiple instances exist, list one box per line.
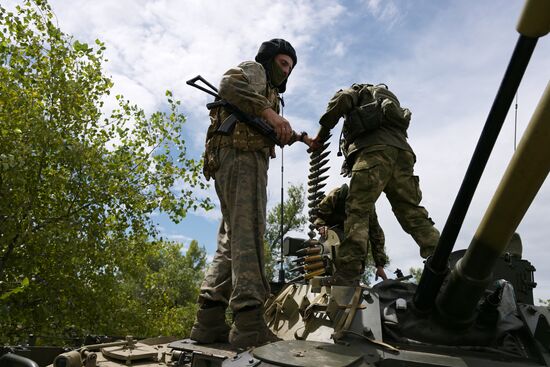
left=190, top=301, right=230, bottom=344
left=331, top=262, right=363, bottom=286
left=229, top=306, right=281, bottom=348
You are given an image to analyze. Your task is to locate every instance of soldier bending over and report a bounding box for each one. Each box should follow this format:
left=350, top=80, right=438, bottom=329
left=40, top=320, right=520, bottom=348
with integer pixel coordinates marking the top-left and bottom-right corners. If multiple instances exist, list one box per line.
left=310, top=83, right=440, bottom=286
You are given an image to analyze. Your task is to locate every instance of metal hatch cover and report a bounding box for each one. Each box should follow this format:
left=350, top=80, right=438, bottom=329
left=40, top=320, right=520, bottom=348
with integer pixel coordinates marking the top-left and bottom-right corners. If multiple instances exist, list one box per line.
left=252, top=340, right=373, bottom=367
left=101, top=342, right=158, bottom=362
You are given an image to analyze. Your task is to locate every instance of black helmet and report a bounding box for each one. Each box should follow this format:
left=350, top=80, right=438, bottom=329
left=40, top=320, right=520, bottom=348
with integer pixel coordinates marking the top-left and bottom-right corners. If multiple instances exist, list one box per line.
left=255, top=38, right=297, bottom=93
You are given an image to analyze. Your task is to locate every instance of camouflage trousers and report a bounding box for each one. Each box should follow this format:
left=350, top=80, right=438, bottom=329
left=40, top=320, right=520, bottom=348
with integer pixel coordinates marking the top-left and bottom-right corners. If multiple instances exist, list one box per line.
left=367, top=208, right=387, bottom=267
left=339, top=145, right=440, bottom=268
left=198, top=146, right=271, bottom=312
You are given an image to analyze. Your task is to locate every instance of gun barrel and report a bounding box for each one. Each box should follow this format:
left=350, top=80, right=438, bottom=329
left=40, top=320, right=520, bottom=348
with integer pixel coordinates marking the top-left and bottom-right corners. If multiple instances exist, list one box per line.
left=413, top=29, right=540, bottom=312
left=436, top=82, right=550, bottom=326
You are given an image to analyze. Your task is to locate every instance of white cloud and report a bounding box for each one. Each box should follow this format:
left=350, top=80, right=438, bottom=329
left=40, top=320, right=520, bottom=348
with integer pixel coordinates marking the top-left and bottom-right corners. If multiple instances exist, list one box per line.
left=27, top=0, right=550, bottom=303
left=194, top=205, right=222, bottom=222
left=331, top=41, right=347, bottom=57
left=361, top=0, right=401, bottom=26
left=47, top=0, right=345, bottom=116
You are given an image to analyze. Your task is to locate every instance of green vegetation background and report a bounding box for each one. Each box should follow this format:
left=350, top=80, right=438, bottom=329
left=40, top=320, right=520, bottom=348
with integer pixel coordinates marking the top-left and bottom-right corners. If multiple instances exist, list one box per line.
left=0, top=1, right=314, bottom=344
left=0, top=0, right=214, bottom=343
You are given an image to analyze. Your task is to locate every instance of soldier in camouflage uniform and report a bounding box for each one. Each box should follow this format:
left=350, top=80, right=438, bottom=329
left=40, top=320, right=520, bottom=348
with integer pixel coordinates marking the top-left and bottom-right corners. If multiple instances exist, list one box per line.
left=314, top=184, right=388, bottom=281
left=310, top=83, right=440, bottom=285
left=190, top=39, right=309, bottom=348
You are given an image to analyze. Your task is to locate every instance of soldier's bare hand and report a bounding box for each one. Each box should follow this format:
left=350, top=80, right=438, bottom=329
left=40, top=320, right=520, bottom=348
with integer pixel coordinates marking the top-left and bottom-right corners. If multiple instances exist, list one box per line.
left=375, top=266, right=388, bottom=281
left=261, top=108, right=292, bottom=145
left=308, top=135, right=323, bottom=152
left=302, top=134, right=314, bottom=148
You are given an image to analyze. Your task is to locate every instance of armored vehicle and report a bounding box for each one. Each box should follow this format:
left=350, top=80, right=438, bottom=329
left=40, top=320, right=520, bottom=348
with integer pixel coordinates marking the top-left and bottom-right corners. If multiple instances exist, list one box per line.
left=1, top=0, right=549, bottom=366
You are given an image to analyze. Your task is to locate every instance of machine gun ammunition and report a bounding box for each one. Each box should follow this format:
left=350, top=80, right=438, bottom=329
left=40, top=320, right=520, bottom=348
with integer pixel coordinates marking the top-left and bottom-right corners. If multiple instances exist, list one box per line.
left=295, top=246, right=322, bottom=256
left=291, top=254, right=323, bottom=264
left=304, top=268, right=326, bottom=280
left=308, top=166, right=330, bottom=180
left=289, top=261, right=325, bottom=274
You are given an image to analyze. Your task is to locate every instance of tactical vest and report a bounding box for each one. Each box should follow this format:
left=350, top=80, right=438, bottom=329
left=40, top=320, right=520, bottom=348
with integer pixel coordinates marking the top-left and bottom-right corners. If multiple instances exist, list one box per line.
left=202, top=72, right=279, bottom=180
left=342, top=84, right=411, bottom=146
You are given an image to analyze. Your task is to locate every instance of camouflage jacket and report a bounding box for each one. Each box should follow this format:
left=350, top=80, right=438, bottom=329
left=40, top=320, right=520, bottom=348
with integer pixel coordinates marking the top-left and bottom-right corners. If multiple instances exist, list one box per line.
left=319, top=84, right=413, bottom=158
left=203, top=61, right=280, bottom=179
left=314, top=184, right=388, bottom=267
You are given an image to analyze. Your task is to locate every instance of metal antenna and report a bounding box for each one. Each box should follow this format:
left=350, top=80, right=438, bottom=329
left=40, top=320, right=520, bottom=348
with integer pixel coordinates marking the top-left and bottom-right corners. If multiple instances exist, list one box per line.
left=278, top=96, right=285, bottom=283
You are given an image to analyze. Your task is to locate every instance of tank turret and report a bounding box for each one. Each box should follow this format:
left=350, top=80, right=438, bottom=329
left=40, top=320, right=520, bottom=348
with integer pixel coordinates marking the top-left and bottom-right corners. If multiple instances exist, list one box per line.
left=414, top=0, right=550, bottom=314
left=435, top=80, right=550, bottom=327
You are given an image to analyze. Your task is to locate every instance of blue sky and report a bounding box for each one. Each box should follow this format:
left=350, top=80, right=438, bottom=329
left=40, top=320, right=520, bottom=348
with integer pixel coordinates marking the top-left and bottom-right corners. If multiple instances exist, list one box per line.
left=8, top=0, right=549, bottom=301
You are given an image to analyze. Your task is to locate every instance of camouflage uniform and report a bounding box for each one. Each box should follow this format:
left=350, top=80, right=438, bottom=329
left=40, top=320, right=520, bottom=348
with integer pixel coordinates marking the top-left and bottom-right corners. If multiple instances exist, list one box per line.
left=313, top=184, right=388, bottom=268
left=199, top=61, right=280, bottom=312
left=317, top=84, right=440, bottom=272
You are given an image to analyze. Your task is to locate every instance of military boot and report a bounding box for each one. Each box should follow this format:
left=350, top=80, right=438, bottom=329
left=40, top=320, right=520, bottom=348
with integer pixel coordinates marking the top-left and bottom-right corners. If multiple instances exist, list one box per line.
left=190, top=302, right=230, bottom=344
left=331, top=268, right=362, bottom=286
left=229, top=306, right=281, bottom=348
left=331, top=262, right=363, bottom=286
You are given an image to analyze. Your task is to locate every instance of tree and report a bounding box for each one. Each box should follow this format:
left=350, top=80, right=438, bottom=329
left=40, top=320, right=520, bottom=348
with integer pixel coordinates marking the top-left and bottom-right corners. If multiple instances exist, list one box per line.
left=264, top=184, right=308, bottom=281
left=0, top=1, right=210, bottom=342
left=361, top=253, right=391, bottom=286
left=409, top=267, right=423, bottom=284
left=116, top=240, right=207, bottom=337
left=266, top=184, right=308, bottom=248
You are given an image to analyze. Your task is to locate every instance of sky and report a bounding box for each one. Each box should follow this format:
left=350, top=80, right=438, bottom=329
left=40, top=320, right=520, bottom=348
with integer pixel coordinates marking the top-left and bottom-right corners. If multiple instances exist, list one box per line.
left=7, top=1, right=549, bottom=302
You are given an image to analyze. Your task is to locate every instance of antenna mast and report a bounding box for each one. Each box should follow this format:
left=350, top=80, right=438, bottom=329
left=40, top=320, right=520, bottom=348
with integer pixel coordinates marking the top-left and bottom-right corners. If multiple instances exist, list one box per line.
left=278, top=96, right=285, bottom=283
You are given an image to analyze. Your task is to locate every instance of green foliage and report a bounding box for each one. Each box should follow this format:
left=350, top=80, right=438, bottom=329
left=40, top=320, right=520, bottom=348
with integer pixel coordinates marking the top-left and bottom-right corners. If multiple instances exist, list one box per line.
left=409, top=267, right=423, bottom=284
left=264, top=241, right=275, bottom=282
left=108, top=240, right=206, bottom=338
left=361, top=268, right=375, bottom=286
left=0, top=277, right=29, bottom=300
left=265, top=184, right=308, bottom=248
left=0, top=1, right=210, bottom=343
left=264, top=184, right=307, bottom=281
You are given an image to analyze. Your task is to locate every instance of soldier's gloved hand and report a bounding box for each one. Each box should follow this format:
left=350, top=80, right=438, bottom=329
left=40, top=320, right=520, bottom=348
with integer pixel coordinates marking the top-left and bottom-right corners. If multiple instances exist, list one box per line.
left=261, top=108, right=292, bottom=145
left=375, top=266, right=388, bottom=281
